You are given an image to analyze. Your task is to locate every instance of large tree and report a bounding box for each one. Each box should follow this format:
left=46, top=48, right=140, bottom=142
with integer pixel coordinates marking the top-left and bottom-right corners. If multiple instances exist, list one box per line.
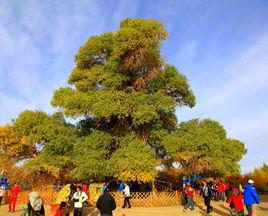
left=0, top=18, right=246, bottom=182
left=50, top=18, right=195, bottom=180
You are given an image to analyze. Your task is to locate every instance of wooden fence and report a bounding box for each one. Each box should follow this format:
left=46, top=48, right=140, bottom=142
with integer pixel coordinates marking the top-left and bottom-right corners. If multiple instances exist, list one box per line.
left=9, top=187, right=202, bottom=207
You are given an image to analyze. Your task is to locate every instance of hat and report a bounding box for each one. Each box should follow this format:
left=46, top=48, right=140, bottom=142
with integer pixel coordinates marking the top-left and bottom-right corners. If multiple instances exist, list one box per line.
left=248, top=179, right=255, bottom=184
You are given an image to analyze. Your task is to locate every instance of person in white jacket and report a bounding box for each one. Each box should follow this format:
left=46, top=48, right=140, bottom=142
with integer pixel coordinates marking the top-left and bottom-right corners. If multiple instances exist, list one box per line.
left=122, top=182, right=131, bottom=208
left=72, top=186, right=88, bottom=216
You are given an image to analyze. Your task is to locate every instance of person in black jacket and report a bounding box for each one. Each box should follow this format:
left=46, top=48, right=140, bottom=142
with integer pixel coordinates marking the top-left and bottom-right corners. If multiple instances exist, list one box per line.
left=201, top=180, right=213, bottom=214
left=96, top=188, right=116, bottom=216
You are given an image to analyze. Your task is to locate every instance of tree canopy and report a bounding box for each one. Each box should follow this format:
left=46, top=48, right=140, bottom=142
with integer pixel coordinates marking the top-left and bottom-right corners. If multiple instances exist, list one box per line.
left=162, top=119, right=247, bottom=176
left=0, top=18, right=246, bottom=182
left=49, top=18, right=195, bottom=180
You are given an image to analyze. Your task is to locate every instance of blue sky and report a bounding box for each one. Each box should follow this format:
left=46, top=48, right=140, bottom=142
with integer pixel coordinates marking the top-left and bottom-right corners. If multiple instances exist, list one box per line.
left=0, top=0, right=267, bottom=173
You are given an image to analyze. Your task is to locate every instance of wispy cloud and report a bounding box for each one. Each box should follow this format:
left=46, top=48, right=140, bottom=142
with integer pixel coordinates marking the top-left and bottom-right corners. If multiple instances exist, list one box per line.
left=0, top=1, right=113, bottom=124
left=201, top=32, right=268, bottom=108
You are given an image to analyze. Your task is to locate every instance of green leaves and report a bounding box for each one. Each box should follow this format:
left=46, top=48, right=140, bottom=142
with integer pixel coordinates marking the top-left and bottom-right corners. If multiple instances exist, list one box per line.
left=72, top=130, right=113, bottom=180
left=0, top=18, right=246, bottom=182
left=52, top=18, right=195, bottom=134
left=109, top=133, right=157, bottom=181
left=162, top=119, right=247, bottom=176
left=49, top=18, right=198, bottom=180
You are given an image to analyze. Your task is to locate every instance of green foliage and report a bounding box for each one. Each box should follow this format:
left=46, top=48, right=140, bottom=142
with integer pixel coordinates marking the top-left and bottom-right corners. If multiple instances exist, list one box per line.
left=51, top=18, right=195, bottom=139
left=109, top=133, right=157, bottom=181
left=49, top=18, right=196, bottom=180
left=162, top=119, right=247, bottom=176
left=72, top=130, right=113, bottom=180
left=11, top=110, right=77, bottom=178
left=0, top=18, right=246, bottom=182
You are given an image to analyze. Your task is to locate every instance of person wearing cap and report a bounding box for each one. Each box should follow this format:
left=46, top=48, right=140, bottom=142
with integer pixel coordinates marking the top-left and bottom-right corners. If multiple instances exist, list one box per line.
left=21, top=191, right=45, bottom=216
left=244, top=179, right=260, bottom=216
left=8, top=182, right=20, bottom=212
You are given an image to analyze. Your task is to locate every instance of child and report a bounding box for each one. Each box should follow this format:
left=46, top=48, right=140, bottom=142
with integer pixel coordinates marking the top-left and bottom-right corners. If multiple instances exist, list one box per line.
left=227, top=187, right=244, bottom=216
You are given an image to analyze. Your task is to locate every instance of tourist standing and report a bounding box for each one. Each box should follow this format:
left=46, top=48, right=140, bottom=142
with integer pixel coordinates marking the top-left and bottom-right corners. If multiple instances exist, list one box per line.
left=97, top=188, right=116, bottom=216
left=211, top=182, right=218, bottom=200
left=217, top=180, right=225, bottom=201
left=8, top=182, right=20, bottom=212
left=72, top=186, right=88, bottom=216
left=122, top=182, right=131, bottom=208
left=21, top=191, right=45, bottom=216
left=244, top=179, right=260, bottom=216
left=201, top=180, right=213, bottom=214
left=183, top=182, right=195, bottom=212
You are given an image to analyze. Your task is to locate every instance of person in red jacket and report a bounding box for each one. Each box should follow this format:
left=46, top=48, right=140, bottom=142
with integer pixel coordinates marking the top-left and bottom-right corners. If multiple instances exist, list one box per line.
left=217, top=180, right=225, bottom=201
left=227, top=187, right=244, bottom=216
left=8, top=182, right=20, bottom=212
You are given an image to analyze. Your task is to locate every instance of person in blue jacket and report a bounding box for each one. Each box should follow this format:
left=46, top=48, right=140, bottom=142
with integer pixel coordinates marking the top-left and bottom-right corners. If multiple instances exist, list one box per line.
left=0, top=170, right=9, bottom=190
left=244, top=179, right=260, bottom=216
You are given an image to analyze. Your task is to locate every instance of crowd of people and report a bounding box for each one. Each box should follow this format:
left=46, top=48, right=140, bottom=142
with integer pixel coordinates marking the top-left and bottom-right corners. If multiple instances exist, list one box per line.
left=183, top=179, right=260, bottom=216
left=0, top=173, right=262, bottom=216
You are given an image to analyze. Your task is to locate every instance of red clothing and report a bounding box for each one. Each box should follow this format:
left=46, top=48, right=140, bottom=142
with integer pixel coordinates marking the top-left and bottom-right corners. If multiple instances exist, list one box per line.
left=9, top=197, right=17, bottom=211
left=217, top=183, right=225, bottom=193
left=224, top=183, right=229, bottom=190
left=9, top=186, right=20, bottom=197
left=227, top=188, right=244, bottom=211
left=55, top=207, right=66, bottom=216
left=82, top=184, right=88, bottom=194
left=8, top=186, right=20, bottom=211
left=185, top=186, right=194, bottom=197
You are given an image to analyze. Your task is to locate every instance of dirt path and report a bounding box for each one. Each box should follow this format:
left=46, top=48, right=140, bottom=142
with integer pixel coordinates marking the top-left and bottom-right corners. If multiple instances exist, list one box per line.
left=0, top=198, right=267, bottom=216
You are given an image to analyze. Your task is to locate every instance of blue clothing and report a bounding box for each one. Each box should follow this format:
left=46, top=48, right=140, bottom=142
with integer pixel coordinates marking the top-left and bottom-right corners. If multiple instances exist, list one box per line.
left=102, top=185, right=108, bottom=194
left=183, top=174, right=201, bottom=185
left=244, top=184, right=260, bottom=205
left=118, top=182, right=124, bottom=191
left=184, top=196, right=194, bottom=210
left=0, top=175, right=8, bottom=190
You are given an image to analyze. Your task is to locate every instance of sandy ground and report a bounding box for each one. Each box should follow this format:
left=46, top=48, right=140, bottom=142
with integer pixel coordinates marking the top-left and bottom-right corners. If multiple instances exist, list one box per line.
left=0, top=196, right=267, bottom=216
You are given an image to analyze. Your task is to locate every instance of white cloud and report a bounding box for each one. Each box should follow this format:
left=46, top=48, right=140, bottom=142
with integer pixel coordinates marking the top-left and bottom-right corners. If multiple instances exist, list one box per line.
left=0, top=1, right=140, bottom=125
left=201, top=32, right=268, bottom=108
